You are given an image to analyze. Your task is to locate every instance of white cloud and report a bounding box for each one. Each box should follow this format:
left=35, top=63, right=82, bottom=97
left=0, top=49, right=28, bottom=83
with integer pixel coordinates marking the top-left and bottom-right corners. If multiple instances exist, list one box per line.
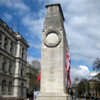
left=27, top=56, right=40, bottom=64
left=36, top=0, right=100, bottom=67
left=0, top=0, right=30, bottom=14
left=71, top=65, right=90, bottom=82
left=28, top=39, right=41, bottom=49
left=1, top=0, right=100, bottom=81
left=21, top=0, right=100, bottom=81
left=90, top=71, right=99, bottom=77
left=22, top=9, right=45, bottom=40
left=3, top=13, right=12, bottom=21
left=27, top=56, right=34, bottom=64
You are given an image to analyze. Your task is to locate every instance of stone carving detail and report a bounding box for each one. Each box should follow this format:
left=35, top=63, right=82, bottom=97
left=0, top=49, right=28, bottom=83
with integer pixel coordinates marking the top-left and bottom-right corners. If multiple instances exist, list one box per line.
left=43, top=30, right=61, bottom=47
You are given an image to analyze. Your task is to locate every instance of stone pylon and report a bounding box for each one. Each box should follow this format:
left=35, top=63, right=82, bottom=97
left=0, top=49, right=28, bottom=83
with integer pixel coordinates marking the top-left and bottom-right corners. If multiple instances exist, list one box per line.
left=37, top=3, right=71, bottom=100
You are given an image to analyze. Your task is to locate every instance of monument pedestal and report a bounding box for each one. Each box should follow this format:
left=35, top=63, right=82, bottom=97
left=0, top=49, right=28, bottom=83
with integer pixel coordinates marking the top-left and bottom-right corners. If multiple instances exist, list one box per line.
left=37, top=93, right=72, bottom=100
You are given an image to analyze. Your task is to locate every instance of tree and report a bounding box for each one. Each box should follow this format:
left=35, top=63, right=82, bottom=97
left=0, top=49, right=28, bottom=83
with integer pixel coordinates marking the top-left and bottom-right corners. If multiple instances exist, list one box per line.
left=26, top=60, right=41, bottom=92
left=31, top=60, right=41, bottom=90
left=30, top=67, right=40, bottom=90
left=76, top=79, right=90, bottom=97
left=93, top=58, right=100, bottom=71
left=32, top=60, right=41, bottom=72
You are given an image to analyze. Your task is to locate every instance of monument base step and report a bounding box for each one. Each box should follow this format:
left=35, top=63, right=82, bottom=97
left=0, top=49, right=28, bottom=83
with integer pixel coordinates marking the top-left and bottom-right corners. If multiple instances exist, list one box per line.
left=37, top=93, right=72, bottom=100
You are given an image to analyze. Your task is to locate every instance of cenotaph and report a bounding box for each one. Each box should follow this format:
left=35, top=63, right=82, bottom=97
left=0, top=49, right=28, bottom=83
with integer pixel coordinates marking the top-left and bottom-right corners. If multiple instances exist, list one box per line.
left=37, top=3, right=71, bottom=100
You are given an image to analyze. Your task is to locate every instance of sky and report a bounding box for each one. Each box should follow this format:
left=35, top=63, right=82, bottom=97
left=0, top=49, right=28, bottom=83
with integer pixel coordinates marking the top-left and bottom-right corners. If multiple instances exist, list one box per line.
left=0, top=0, right=100, bottom=82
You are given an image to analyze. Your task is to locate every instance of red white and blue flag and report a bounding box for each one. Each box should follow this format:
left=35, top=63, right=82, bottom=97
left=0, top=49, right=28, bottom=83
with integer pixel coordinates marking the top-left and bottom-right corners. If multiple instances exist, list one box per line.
left=36, top=72, right=41, bottom=82
left=65, top=49, right=71, bottom=86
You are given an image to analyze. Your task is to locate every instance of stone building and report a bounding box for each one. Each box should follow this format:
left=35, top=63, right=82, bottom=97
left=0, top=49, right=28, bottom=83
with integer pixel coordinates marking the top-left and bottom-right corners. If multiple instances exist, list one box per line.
left=0, top=19, right=29, bottom=98
left=89, top=72, right=100, bottom=97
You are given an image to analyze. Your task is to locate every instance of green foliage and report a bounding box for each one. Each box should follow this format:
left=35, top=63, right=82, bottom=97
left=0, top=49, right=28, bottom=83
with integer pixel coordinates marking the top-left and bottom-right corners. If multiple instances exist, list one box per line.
left=93, top=58, right=100, bottom=71
left=76, top=79, right=90, bottom=97
left=30, top=60, right=41, bottom=91
left=30, top=67, right=40, bottom=91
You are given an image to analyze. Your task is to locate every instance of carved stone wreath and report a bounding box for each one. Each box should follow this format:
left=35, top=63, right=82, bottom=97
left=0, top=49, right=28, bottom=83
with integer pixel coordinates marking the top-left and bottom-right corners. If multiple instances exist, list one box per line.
left=43, top=30, right=61, bottom=47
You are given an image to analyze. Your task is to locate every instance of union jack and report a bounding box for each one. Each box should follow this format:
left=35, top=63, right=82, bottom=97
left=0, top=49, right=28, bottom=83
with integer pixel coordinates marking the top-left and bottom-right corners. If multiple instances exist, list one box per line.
left=65, top=49, right=71, bottom=86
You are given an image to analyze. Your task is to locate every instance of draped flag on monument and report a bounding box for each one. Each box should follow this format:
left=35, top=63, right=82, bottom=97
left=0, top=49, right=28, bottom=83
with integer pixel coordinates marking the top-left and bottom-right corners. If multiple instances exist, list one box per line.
left=36, top=72, right=41, bottom=82
left=65, top=49, right=71, bottom=86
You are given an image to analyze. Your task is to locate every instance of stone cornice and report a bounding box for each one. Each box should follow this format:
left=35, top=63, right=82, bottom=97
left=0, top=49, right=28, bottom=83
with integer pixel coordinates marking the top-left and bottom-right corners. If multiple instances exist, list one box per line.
left=15, top=57, right=27, bottom=64
left=0, top=48, right=16, bottom=61
left=46, top=3, right=65, bottom=21
left=0, top=18, right=29, bottom=48
left=0, top=19, right=17, bottom=39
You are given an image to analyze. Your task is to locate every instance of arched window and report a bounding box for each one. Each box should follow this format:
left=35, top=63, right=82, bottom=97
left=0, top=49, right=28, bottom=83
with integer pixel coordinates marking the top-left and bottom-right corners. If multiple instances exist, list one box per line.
left=2, top=80, right=6, bottom=95
left=8, top=81, right=12, bottom=95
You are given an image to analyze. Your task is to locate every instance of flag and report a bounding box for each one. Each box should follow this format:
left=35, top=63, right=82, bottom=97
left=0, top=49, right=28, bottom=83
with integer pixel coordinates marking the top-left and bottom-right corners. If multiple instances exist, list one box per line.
left=36, top=72, right=41, bottom=82
left=68, top=65, right=71, bottom=86
left=65, top=49, right=71, bottom=86
left=65, top=49, right=70, bottom=78
left=12, top=23, right=16, bottom=26
left=11, top=23, right=16, bottom=28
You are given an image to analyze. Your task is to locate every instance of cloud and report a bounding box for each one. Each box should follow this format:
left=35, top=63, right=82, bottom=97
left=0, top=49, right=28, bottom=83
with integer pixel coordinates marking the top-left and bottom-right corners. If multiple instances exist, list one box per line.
left=22, top=9, right=45, bottom=39
left=27, top=56, right=39, bottom=64
left=37, top=0, right=100, bottom=67
left=22, top=0, right=100, bottom=82
left=71, top=65, right=90, bottom=82
left=24, top=0, right=100, bottom=73
left=1, top=0, right=100, bottom=81
left=27, top=39, right=41, bottom=50
left=90, top=71, right=99, bottom=77
left=27, top=56, right=34, bottom=64
left=3, top=13, right=12, bottom=21
left=0, top=0, right=30, bottom=14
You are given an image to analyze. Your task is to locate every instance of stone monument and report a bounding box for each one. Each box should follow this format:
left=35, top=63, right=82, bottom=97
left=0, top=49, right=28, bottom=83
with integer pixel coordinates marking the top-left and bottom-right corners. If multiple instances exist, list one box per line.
left=37, top=3, right=70, bottom=100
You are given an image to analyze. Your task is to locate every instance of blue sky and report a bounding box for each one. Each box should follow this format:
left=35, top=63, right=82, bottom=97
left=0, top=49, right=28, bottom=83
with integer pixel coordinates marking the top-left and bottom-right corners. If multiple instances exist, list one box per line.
left=0, top=0, right=100, bottom=82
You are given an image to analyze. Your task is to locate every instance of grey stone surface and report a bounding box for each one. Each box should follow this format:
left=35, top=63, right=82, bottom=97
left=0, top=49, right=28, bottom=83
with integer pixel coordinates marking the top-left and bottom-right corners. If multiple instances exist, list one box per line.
left=37, top=3, right=70, bottom=100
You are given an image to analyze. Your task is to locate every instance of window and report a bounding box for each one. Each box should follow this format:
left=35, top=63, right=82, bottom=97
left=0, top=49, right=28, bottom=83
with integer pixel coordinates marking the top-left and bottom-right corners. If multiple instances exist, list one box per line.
left=0, top=34, right=2, bottom=47
left=21, top=83, right=23, bottom=97
left=4, top=37, right=8, bottom=49
left=9, top=62, right=12, bottom=75
left=21, top=68, right=23, bottom=77
left=10, top=41, right=13, bottom=54
left=22, top=47, right=24, bottom=59
left=15, top=45, right=17, bottom=55
left=8, top=81, right=12, bottom=95
left=2, top=60, right=6, bottom=73
left=2, top=80, right=6, bottom=95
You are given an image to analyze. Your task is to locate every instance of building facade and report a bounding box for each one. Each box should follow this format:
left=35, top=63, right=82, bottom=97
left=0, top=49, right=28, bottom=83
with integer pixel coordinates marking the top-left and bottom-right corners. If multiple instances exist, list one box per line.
left=0, top=19, right=29, bottom=98
left=89, top=73, right=100, bottom=98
